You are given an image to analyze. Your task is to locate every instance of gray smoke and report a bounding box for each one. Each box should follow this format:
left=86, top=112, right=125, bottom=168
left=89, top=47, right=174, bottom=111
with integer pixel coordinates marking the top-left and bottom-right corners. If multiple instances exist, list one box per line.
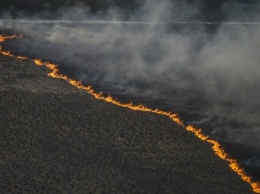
left=1, top=0, right=260, bottom=152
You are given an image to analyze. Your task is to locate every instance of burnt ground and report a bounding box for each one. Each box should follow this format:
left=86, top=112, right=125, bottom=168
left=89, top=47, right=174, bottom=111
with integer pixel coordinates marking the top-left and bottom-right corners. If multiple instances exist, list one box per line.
left=0, top=54, right=254, bottom=193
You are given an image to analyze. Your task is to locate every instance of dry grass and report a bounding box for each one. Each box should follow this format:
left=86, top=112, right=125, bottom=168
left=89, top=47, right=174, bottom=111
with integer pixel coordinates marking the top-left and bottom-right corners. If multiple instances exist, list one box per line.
left=0, top=54, right=254, bottom=193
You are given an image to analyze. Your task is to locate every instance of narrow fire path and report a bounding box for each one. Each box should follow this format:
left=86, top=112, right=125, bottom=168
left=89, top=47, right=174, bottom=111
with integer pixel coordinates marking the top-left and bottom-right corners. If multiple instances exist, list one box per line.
left=1, top=34, right=259, bottom=193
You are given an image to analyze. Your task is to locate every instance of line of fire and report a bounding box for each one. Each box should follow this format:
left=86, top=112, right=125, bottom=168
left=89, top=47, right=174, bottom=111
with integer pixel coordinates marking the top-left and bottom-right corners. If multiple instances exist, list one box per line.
left=1, top=34, right=259, bottom=193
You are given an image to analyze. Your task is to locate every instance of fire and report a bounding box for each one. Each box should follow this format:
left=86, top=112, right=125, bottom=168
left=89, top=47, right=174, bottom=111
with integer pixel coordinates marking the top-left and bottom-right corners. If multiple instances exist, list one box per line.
left=0, top=34, right=259, bottom=193
left=0, top=34, right=17, bottom=42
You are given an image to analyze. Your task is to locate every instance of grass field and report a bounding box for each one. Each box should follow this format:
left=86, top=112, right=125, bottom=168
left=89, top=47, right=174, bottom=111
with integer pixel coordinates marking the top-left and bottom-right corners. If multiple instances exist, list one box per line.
left=0, top=41, right=254, bottom=193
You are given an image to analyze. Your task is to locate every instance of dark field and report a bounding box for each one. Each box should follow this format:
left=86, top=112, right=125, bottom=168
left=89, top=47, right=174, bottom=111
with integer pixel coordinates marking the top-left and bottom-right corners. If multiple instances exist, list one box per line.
left=0, top=44, right=254, bottom=193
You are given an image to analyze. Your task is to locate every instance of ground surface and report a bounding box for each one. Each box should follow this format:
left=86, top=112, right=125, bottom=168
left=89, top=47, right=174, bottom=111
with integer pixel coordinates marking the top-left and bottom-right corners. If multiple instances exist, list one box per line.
left=0, top=53, right=254, bottom=193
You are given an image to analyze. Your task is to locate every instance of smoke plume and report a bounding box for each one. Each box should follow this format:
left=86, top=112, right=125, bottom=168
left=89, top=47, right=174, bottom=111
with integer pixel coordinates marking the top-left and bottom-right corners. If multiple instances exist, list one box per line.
left=1, top=0, right=260, bottom=164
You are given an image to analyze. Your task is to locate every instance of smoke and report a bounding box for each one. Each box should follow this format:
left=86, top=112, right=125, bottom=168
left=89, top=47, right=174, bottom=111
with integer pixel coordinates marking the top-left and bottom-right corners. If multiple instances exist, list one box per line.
left=244, top=156, right=260, bottom=168
left=1, top=0, right=260, bottom=153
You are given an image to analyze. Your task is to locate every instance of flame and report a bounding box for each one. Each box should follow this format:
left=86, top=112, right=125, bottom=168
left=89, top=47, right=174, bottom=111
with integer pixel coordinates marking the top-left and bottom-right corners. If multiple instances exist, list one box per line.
left=0, top=34, right=259, bottom=193
left=0, top=35, right=17, bottom=42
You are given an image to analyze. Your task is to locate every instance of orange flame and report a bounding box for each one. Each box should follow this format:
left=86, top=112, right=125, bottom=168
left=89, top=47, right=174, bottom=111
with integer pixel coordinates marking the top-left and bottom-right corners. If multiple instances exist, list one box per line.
left=0, top=35, right=17, bottom=42
left=0, top=34, right=259, bottom=193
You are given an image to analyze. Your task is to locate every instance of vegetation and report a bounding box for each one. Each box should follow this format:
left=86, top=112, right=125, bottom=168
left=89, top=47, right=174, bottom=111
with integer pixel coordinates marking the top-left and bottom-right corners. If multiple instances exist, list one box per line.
left=0, top=41, right=254, bottom=193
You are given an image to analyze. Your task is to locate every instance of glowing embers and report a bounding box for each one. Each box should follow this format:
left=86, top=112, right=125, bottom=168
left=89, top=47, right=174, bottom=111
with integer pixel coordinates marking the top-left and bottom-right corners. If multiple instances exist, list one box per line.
left=0, top=34, right=259, bottom=193
left=186, top=124, right=260, bottom=193
left=0, top=35, right=17, bottom=42
left=0, top=35, right=27, bottom=60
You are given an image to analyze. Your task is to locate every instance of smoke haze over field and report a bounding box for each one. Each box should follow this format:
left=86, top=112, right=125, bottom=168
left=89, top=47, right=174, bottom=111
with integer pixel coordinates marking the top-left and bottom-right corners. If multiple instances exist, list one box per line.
left=1, top=0, right=260, bottom=171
